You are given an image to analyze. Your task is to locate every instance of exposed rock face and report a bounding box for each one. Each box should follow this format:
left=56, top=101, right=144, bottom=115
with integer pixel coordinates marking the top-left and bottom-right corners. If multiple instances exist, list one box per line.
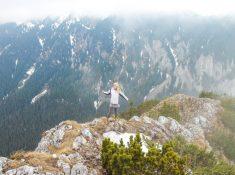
left=0, top=157, right=8, bottom=174
left=0, top=94, right=223, bottom=174
left=36, top=122, right=73, bottom=153
left=146, top=94, right=223, bottom=148
left=153, top=95, right=221, bottom=126
left=5, top=165, right=39, bottom=175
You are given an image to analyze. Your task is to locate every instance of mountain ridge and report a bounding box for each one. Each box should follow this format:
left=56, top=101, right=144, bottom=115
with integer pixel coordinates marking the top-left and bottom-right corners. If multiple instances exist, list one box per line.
left=1, top=94, right=233, bottom=175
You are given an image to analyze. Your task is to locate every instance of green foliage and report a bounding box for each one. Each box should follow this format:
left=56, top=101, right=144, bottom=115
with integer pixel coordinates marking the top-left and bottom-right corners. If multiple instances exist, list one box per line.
left=157, top=102, right=181, bottom=121
left=199, top=91, right=218, bottom=99
left=120, top=100, right=159, bottom=119
left=102, top=134, right=235, bottom=175
left=167, top=136, right=217, bottom=169
left=168, top=136, right=235, bottom=175
left=194, top=162, right=235, bottom=175
left=220, top=97, right=235, bottom=133
left=205, top=97, right=235, bottom=162
left=101, top=133, right=186, bottom=175
left=208, top=129, right=235, bottom=161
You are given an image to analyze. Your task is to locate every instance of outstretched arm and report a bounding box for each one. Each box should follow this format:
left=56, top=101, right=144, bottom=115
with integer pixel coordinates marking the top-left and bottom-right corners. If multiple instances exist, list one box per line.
left=103, top=89, right=111, bottom=95
left=120, top=91, right=128, bottom=101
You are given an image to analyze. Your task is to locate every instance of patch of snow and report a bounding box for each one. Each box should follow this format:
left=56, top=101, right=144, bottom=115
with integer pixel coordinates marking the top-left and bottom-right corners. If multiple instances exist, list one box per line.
left=149, top=87, right=154, bottom=93
left=53, top=22, right=60, bottom=29
left=130, top=116, right=141, bottom=122
left=56, top=60, right=61, bottom=64
left=111, top=28, right=116, bottom=46
left=52, top=17, right=66, bottom=29
left=169, top=46, right=178, bottom=67
left=71, top=48, right=75, bottom=57
left=38, top=37, right=44, bottom=48
left=38, top=24, right=44, bottom=30
left=81, top=24, right=91, bottom=30
left=15, top=58, right=19, bottom=66
left=125, top=71, right=129, bottom=77
left=66, top=18, right=76, bottom=27
left=31, top=88, right=48, bottom=104
left=103, top=131, right=149, bottom=153
left=94, top=100, right=102, bottom=110
left=122, top=56, right=125, bottom=63
left=70, top=35, right=75, bottom=46
left=26, top=65, right=35, bottom=75
left=94, top=101, right=98, bottom=110
left=25, top=22, right=35, bottom=29
left=18, top=64, right=36, bottom=89
left=21, top=22, right=35, bottom=32
left=2, top=94, right=9, bottom=101
left=144, top=95, right=147, bottom=101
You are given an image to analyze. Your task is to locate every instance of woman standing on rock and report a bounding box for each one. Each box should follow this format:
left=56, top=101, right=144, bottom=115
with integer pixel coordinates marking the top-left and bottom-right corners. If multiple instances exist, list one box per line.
left=103, top=82, right=128, bottom=118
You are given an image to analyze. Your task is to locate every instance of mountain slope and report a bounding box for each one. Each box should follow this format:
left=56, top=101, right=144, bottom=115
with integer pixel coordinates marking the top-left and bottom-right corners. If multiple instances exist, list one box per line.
left=0, top=15, right=235, bottom=156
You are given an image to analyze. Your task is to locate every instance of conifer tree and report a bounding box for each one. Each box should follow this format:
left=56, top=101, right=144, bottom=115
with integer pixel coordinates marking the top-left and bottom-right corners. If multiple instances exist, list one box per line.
left=101, top=133, right=186, bottom=175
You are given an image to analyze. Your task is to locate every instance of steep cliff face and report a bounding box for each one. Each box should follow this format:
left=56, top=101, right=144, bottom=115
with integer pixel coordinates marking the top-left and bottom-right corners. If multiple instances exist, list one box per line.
left=0, top=94, right=224, bottom=174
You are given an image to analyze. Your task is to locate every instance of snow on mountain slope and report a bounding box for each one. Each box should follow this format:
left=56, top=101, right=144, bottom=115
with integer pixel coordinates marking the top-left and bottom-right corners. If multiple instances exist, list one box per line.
left=18, top=64, right=36, bottom=89
left=31, top=87, right=48, bottom=104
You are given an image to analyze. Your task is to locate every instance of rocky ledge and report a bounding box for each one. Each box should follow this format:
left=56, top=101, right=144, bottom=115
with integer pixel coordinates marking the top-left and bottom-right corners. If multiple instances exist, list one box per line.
left=0, top=94, right=223, bottom=175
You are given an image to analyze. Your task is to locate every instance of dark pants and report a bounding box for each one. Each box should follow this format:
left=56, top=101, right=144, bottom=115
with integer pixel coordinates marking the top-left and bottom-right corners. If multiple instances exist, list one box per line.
left=107, top=107, right=118, bottom=118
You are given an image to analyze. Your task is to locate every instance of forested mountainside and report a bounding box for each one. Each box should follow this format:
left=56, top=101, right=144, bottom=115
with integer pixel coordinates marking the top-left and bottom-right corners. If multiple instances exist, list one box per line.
left=0, top=15, right=235, bottom=156
left=1, top=94, right=235, bottom=175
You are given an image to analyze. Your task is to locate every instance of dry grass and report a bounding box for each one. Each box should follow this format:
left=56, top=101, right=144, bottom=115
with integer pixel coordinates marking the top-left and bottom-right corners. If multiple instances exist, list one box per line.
left=10, top=150, right=26, bottom=160
left=90, top=117, right=108, bottom=134
left=7, top=120, right=84, bottom=173
left=24, top=152, right=60, bottom=173
left=6, top=151, right=61, bottom=173
left=4, top=160, right=26, bottom=172
left=48, top=120, right=81, bottom=155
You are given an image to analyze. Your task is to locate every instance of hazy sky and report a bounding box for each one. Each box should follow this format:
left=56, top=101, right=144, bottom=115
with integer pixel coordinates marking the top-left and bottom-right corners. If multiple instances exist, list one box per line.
left=0, top=0, right=235, bottom=23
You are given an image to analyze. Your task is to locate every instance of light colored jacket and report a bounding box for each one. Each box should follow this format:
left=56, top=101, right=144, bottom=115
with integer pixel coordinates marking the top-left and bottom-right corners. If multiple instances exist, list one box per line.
left=103, top=87, right=128, bottom=105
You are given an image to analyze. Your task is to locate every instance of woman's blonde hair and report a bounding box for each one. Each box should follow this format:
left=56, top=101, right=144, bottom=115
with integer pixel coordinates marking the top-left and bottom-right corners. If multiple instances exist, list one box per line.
left=113, top=82, right=121, bottom=93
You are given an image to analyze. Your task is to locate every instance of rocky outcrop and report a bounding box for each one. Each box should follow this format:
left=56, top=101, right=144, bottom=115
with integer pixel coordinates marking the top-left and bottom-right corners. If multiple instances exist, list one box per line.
left=36, top=122, right=73, bottom=153
left=0, top=94, right=223, bottom=174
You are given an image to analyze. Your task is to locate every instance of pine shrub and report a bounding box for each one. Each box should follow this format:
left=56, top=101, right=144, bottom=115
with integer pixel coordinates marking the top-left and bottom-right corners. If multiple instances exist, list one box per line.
left=101, top=133, right=186, bottom=175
